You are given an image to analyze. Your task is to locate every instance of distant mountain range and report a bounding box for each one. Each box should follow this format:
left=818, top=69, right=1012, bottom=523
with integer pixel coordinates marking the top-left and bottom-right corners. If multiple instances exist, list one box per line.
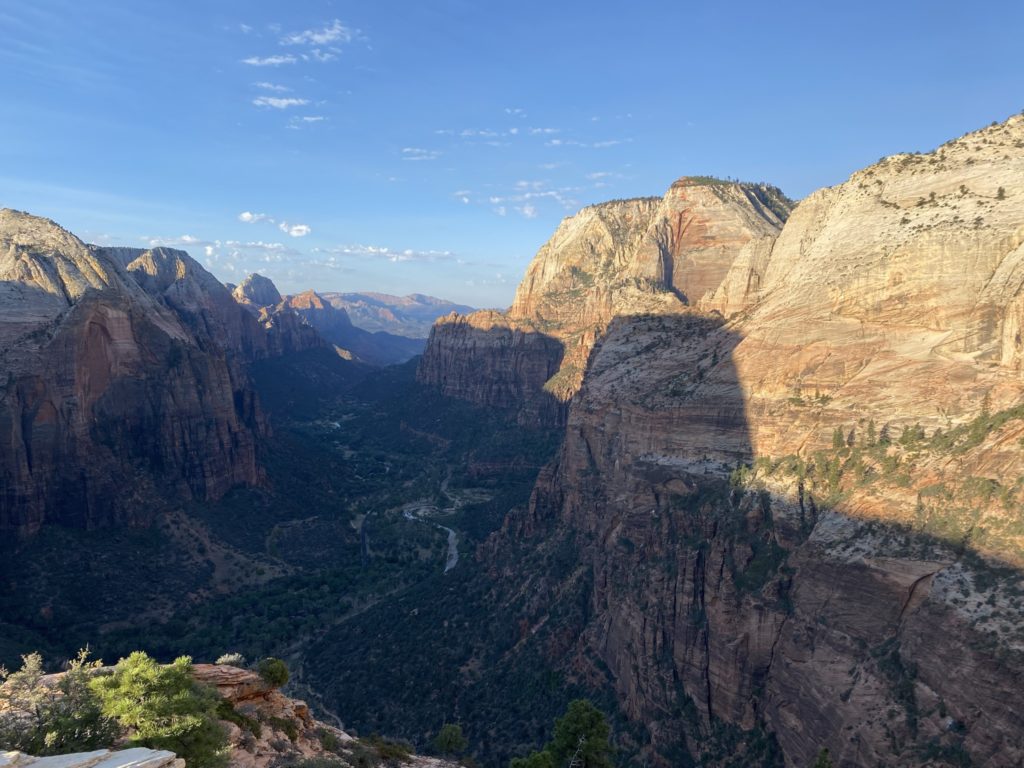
left=231, top=275, right=472, bottom=366
left=320, top=292, right=476, bottom=339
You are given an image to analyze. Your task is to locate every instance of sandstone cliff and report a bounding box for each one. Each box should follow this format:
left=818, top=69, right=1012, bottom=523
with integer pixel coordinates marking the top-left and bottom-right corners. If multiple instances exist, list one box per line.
left=418, top=181, right=791, bottom=422
left=0, top=211, right=265, bottom=534
left=470, top=116, right=1024, bottom=766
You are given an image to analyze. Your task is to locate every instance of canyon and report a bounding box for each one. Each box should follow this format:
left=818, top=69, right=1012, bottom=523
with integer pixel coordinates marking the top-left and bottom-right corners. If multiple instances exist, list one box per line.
left=419, top=114, right=1024, bottom=766
left=1, top=113, right=1023, bottom=768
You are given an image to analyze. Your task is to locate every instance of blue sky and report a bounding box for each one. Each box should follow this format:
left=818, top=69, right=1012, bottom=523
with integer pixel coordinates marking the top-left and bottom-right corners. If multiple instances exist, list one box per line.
left=2, top=1, right=1022, bottom=307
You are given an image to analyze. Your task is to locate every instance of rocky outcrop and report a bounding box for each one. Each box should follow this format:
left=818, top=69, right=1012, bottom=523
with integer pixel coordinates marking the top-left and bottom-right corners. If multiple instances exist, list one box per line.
left=232, top=274, right=282, bottom=311
left=419, top=182, right=791, bottom=423
left=0, top=211, right=265, bottom=534
left=471, top=116, right=1024, bottom=766
left=0, top=666, right=457, bottom=768
left=0, top=749, right=183, bottom=768
left=191, top=665, right=457, bottom=768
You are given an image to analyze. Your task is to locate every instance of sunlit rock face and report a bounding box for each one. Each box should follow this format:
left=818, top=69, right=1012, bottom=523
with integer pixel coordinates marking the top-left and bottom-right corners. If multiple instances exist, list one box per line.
left=435, top=116, right=1024, bottom=765
left=419, top=180, right=790, bottom=424
left=0, top=210, right=266, bottom=533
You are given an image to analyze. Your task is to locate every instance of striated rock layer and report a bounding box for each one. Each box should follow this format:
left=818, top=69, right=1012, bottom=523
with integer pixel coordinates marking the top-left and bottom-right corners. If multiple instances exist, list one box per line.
left=469, top=116, right=1024, bottom=766
left=419, top=181, right=791, bottom=423
left=0, top=211, right=266, bottom=534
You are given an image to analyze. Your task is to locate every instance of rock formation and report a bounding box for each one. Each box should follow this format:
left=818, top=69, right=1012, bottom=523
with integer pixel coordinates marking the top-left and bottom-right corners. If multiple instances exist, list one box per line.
left=0, top=749, right=183, bottom=768
left=418, top=181, right=791, bottom=423
left=0, top=211, right=266, bottom=534
left=436, top=115, right=1024, bottom=765
left=232, top=279, right=425, bottom=366
left=0, top=665, right=456, bottom=768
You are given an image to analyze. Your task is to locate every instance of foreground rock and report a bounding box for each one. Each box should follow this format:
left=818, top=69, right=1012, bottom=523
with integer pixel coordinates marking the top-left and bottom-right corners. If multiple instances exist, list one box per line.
left=0, top=749, right=182, bottom=768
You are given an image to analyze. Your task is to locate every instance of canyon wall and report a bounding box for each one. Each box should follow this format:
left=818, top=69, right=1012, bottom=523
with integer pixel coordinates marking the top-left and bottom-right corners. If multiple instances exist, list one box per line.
left=454, top=116, right=1024, bottom=766
left=0, top=211, right=266, bottom=534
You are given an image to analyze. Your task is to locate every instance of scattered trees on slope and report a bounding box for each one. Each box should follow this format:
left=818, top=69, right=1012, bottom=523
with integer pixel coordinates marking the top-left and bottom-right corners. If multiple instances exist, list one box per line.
left=510, top=699, right=613, bottom=768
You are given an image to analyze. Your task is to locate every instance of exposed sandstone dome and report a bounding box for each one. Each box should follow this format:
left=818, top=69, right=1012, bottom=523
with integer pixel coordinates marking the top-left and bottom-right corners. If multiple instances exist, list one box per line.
left=419, top=180, right=791, bottom=420
left=232, top=273, right=282, bottom=310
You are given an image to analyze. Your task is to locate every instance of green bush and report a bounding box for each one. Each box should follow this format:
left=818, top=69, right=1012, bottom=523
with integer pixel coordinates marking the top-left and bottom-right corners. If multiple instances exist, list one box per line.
left=509, top=699, right=612, bottom=768
left=89, top=651, right=228, bottom=768
left=432, top=723, right=468, bottom=755
left=0, top=649, right=121, bottom=755
left=256, top=657, right=289, bottom=688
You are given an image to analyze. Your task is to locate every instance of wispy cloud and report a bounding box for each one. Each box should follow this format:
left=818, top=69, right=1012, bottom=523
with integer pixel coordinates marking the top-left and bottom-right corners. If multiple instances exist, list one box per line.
left=238, top=211, right=311, bottom=237
left=505, top=107, right=526, bottom=117
left=252, top=96, right=309, bottom=109
left=279, top=222, right=311, bottom=237
left=545, top=137, right=630, bottom=148
left=254, top=81, right=290, bottom=92
left=242, top=54, right=297, bottom=66
left=313, top=244, right=455, bottom=263
left=281, top=19, right=355, bottom=46
left=402, top=147, right=440, bottom=161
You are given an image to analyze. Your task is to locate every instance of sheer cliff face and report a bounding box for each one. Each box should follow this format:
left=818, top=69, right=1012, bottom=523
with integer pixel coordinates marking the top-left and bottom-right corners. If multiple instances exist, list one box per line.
left=419, top=181, right=790, bottom=419
left=450, top=117, right=1024, bottom=766
left=727, top=115, right=1024, bottom=461
left=0, top=211, right=265, bottom=534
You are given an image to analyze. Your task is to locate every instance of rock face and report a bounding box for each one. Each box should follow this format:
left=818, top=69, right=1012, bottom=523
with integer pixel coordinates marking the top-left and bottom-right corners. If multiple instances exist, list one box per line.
left=191, top=665, right=456, bottom=768
left=232, top=274, right=282, bottom=311
left=419, top=181, right=791, bottom=423
left=0, top=749, right=183, bottom=768
left=0, top=211, right=266, bottom=534
left=232, top=280, right=424, bottom=366
left=322, top=292, right=475, bottom=338
left=442, top=116, right=1024, bottom=765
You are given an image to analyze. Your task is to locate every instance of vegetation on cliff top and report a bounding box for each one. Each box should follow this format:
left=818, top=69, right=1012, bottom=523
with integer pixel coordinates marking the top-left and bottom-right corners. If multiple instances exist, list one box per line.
left=1, top=650, right=228, bottom=768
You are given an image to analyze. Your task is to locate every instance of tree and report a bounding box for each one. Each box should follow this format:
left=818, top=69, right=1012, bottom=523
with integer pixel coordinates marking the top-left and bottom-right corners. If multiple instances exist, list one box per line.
left=831, top=427, right=845, bottom=450
left=0, top=649, right=121, bottom=755
left=433, top=723, right=468, bottom=755
left=548, top=699, right=613, bottom=768
left=89, top=652, right=228, bottom=768
left=509, top=699, right=612, bottom=768
left=812, top=747, right=834, bottom=767
left=256, top=657, right=289, bottom=688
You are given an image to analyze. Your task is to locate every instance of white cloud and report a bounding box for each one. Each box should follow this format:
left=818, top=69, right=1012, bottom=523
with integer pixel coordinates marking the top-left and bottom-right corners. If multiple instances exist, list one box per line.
left=401, top=147, right=440, bottom=161
left=302, top=48, right=339, bottom=63
left=242, top=55, right=298, bottom=66
left=530, top=127, right=559, bottom=135
left=254, top=81, right=290, bottom=92
left=252, top=96, right=309, bottom=109
left=279, top=222, right=311, bottom=237
left=313, top=243, right=454, bottom=263
left=238, top=211, right=269, bottom=223
left=519, top=205, right=538, bottom=219
left=281, top=19, right=354, bottom=46
left=239, top=23, right=253, bottom=34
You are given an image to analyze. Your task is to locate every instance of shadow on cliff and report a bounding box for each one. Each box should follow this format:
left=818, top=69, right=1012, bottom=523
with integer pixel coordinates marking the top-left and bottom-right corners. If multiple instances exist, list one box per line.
left=417, top=317, right=569, bottom=427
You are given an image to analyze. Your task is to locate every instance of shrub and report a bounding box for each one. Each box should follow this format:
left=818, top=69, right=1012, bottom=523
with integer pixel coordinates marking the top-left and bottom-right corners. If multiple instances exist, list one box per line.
left=433, top=723, right=468, bottom=755
left=215, top=653, right=247, bottom=668
left=256, top=657, right=289, bottom=688
left=89, top=652, right=228, bottom=768
left=0, top=649, right=121, bottom=755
